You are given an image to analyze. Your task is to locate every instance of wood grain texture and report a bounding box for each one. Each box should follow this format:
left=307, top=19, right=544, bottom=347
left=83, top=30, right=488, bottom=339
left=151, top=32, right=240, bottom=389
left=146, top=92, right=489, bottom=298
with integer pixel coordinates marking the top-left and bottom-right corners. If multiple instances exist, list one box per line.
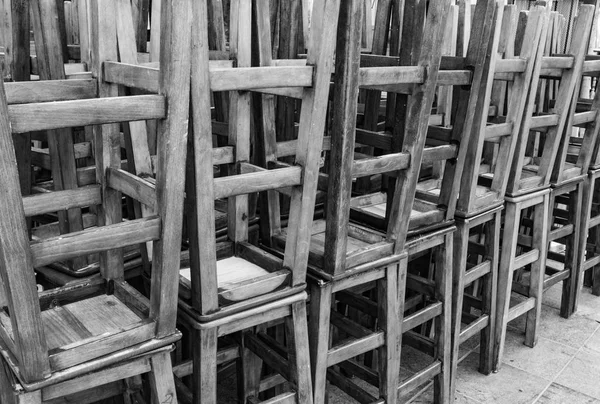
left=8, top=95, right=165, bottom=133
left=149, top=0, right=192, bottom=337
left=0, top=78, right=50, bottom=381
left=31, top=217, right=160, bottom=267
left=5, top=79, right=97, bottom=104
left=22, top=185, right=101, bottom=217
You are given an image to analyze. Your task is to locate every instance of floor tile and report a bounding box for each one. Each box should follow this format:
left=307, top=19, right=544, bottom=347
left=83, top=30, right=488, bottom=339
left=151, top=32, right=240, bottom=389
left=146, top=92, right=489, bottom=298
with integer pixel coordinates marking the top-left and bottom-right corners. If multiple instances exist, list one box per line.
left=501, top=329, right=577, bottom=380
left=585, top=327, right=600, bottom=353
left=554, top=348, right=600, bottom=398
left=534, top=382, right=600, bottom=404
left=508, top=304, right=599, bottom=349
left=455, top=352, right=549, bottom=404
left=572, top=286, right=600, bottom=323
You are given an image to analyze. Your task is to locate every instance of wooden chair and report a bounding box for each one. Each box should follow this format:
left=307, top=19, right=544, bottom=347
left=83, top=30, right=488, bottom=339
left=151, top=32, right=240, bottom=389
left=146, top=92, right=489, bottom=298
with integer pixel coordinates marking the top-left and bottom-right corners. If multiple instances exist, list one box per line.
left=172, top=0, right=341, bottom=402
left=494, top=3, right=594, bottom=370
left=446, top=1, right=554, bottom=391
left=572, top=60, right=600, bottom=312
left=0, top=0, right=191, bottom=402
left=257, top=0, right=454, bottom=402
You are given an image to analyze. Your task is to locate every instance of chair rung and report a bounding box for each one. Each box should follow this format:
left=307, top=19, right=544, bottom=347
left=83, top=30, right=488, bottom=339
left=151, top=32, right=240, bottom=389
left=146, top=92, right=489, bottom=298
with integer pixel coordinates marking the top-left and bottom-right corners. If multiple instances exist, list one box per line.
left=549, top=224, right=573, bottom=242
left=23, top=186, right=101, bottom=217
left=327, top=332, right=385, bottom=367
left=583, top=254, right=600, bottom=270
left=464, top=261, right=491, bottom=285
left=31, top=217, right=161, bottom=267
left=508, top=297, right=536, bottom=322
left=459, top=315, right=489, bottom=344
left=214, top=166, right=302, bottom=199
left=543, top=268, right=570, bottom=290
left=8, top=95, right=166, bottom=133
left=402, top=301, right=443, bottom=332
left=513, top=249, right=540, bottom=270
left=398, top=361, right=442, bottom=395
left=352, top=152, right=410, bottom=178
left=5, top=79, right=97, bottom=105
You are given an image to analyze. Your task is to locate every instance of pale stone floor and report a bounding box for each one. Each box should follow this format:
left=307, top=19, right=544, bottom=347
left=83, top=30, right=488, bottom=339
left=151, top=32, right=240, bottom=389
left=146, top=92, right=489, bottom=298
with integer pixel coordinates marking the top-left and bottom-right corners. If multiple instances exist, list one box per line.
left=216, top=284, right=600, bottom=403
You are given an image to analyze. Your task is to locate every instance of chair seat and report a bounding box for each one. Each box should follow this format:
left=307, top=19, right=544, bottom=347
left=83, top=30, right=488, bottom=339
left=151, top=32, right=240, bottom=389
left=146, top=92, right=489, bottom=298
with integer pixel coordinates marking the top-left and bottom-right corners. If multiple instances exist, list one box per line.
left=0, top=290, right=161, bottom=373
left=349, top=192, right=448, bottom=234
left=180, top=256, right=290, bottom=304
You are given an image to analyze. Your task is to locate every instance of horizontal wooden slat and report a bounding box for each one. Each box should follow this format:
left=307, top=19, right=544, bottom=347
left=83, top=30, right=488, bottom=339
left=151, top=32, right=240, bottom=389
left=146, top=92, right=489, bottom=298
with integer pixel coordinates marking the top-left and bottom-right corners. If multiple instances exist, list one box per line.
left=495, top=58, right=526, bottom=73
left=211, top=67, right=313, bottom=91
left=9, top=95, right=165, bottom=133
left=583, top=59, right=600, bottom=73
left=485, top=122, right=513, bottom=139
left=422, top=144, right=458, bottom=163
left=103, top=62, right=160, bottom=92
left=31, top=217, right=161, bottom=267
left=23, top=186, right=101, bottom=217
left=572, top=111, right=597, bottom=126
left=352, top=152, right=410, bottom=178
left=107, top=168, right=156, bottom=209
left=104, top=62, right=313, bottom=92
left=437, top=70, right=472, bottom=85
left=542, top=56, right=574, bottom=69
left=214, top=166, right=302, bottom=199
left=530, top=114, right=559, bottom=129
left=358, top=66, right=425, bottom=87
left=5, top=79, right=97, bottom=104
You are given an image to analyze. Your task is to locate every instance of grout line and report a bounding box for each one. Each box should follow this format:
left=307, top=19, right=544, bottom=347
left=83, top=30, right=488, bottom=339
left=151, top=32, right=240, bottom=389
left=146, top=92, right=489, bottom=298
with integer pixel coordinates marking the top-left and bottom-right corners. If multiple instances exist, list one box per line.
left=531, top=322, right=600, bottom=403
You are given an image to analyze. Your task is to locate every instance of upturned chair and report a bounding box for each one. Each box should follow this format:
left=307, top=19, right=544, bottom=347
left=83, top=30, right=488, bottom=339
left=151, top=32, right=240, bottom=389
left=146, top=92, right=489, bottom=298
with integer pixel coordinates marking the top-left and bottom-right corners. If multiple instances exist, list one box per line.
left=0, top=0, right=191, bottom=402
left=494, top=3, right=595, bottom=370
left=171, top=0, right=341, bottom=403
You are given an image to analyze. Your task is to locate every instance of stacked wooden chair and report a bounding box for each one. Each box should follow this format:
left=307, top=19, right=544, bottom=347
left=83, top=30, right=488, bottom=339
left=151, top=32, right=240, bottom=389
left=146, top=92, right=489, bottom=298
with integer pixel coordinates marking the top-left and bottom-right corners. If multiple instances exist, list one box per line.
left=169, top=0, right=341, bottom=402
left=571, top=57, right=600, bottom=313
left=0, top=0, right=191, bottom=402
left=259, top=0, right=457, bottom=402
left=494, top=3, right=595, bottom=369
left=445, top=0, right=550, bottom=382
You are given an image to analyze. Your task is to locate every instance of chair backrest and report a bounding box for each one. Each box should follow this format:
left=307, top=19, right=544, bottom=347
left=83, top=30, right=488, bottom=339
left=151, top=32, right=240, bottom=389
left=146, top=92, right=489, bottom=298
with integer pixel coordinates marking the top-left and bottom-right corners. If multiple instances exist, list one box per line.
left=178, top=0, right=341, bottom=318
left=348, top=0, right=501, bottom=248
left=506, top=4, right=594, bottom=196
left=0, top=0, right=191, bottom=384
left=325, top=0, right=453, bottom=275
left=452, top=3, right=549, bottom=216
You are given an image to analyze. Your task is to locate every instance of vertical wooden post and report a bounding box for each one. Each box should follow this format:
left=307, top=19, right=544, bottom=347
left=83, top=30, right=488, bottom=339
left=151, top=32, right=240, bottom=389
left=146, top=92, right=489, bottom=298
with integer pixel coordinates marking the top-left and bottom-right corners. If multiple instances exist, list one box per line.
left=90, top=0, right=123, bottom=279
left=150, top=0, right=192, bottom=336
left=32, top=0, right=88, bottom=269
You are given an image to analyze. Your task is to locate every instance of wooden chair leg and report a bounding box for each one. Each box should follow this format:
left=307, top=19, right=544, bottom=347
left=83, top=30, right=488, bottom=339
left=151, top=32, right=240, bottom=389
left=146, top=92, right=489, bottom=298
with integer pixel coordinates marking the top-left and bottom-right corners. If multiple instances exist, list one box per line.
left=148, top=350, right=177, bottom=404
left=560, top=186, right=581, bottom=318
left=378, top=264, right=401, bottom=404
left=240, top=327, right=264, bottom=402
left=575, top=173, right=595, bottom=311
left=308, top=282, right=332, bottom=404
left=480, top=213, right=499, bottom=375
left=494, top=201, right=520, bottom=371
left=288, top=301, right=314, bottom=404
left=524, top=195, right=549, bottom=348
left=450, top=220, right=469, bottom=403
left=193, top=328, right=218, bottom=404
left=434, top=233, right=452, bottom=404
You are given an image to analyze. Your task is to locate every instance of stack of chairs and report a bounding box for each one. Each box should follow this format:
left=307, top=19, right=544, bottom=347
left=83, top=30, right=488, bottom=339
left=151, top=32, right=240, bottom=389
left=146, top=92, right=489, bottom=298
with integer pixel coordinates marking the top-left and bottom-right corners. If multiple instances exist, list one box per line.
left=0, top=0, right=191, bottom=402
left=569, top=56, right=600, bottom=312
left=170, top=0, right=342, bottom=403
left=494, top=3, right=595, bottom=369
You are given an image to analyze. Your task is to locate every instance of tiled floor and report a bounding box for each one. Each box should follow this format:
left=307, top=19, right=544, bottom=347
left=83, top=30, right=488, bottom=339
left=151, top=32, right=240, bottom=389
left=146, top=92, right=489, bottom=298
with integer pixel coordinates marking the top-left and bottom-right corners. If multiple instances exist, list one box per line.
left=410, top=284, right=600, bottom=404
